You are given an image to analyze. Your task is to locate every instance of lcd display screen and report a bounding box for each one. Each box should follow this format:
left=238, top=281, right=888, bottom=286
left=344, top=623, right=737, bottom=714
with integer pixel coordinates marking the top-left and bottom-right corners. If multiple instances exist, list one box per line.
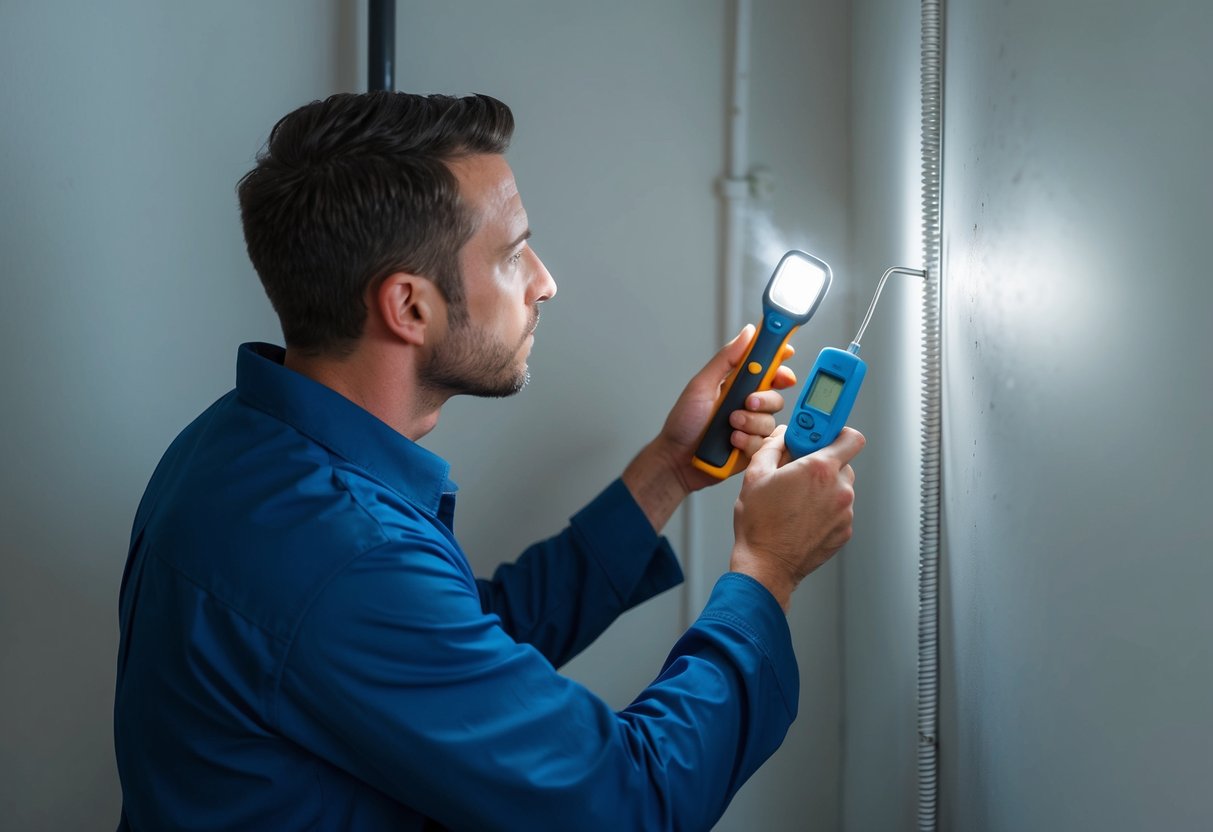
left=805, top=371, right=845, bottom=415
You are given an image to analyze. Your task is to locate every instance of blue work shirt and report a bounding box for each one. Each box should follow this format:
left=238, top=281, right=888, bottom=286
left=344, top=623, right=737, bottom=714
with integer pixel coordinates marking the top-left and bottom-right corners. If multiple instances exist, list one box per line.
left=114, top=343, right=800, bottom=831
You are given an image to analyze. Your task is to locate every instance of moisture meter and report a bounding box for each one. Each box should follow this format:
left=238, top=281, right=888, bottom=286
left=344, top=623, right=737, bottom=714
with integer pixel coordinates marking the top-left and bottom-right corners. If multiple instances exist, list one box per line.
left=693, top=250, right=833, bottom=479
left=785, top=266, right=925, bottom=459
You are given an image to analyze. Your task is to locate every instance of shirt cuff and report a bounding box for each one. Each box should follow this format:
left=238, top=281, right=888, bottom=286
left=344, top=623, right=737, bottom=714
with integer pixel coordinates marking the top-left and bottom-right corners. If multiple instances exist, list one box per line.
left=569, top=478, right=684, bottom=611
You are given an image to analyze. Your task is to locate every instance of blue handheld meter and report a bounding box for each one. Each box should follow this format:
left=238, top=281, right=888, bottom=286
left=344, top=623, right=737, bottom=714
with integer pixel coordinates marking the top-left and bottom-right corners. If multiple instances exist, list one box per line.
left=785, top=346, right=867, bottom=458
left=692, top=250, right=833, bottom=479
left=785, top=266, right=925, bottom=460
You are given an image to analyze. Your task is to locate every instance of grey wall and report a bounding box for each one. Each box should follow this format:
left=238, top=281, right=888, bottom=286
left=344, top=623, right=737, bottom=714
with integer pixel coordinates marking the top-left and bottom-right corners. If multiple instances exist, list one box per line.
left=0, top=2, right=353, bottom=826
left=842, top=0, right=926, bottom=827
left=715, top=2, right=852, bottom=827
left=845, top=0, right=1213, bottom=830
left=940, top=1, right=1213, bottom=828
left=399, top=0, right=728, bottom=712
left=396, top=3, right=853, bottom=830
left=0, top=2, right=851, bottom=829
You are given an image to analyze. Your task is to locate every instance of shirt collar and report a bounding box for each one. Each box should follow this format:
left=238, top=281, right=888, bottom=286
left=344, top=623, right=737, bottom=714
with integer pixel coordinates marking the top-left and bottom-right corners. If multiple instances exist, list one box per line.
left=235, top=342, right=455, bottom=516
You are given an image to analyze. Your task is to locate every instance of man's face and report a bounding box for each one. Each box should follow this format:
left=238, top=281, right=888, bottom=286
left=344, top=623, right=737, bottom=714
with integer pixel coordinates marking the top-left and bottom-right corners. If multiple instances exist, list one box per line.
left=420, top=154, right=557, bottom=398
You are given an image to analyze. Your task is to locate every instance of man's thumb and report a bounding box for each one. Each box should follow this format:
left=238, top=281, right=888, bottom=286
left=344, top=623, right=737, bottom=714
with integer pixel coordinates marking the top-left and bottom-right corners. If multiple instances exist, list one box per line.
left=698, top=324, right=755, bottom=388
left=746, top=425, right=787, bottom=479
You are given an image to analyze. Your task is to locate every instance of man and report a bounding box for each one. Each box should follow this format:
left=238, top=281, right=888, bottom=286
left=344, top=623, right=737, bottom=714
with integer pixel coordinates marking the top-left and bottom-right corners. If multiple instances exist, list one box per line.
left=114, top=92, right=864, bottom=831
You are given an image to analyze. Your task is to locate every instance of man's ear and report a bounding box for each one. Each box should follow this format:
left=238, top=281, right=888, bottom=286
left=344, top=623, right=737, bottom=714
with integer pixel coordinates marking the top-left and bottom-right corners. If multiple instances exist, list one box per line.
left=373, top=272, right=444, bottom=346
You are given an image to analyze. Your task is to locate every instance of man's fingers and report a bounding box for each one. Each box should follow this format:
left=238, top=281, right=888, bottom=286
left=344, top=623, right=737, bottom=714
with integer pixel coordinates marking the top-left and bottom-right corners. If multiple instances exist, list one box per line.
left=730, top=430, right=765, bottom=459
left=729, top=410, right=776, bottom=439
left=770, top=345, right=797, bottom=390
left=814, top=427, right=866, bottom=468
left=742, top=389, right=785, bottom=415
left=771, top=365, right=798, bottom=390
left=745, top=425, right=787, bottom=479
left=693, top=326, right=796, bottom=401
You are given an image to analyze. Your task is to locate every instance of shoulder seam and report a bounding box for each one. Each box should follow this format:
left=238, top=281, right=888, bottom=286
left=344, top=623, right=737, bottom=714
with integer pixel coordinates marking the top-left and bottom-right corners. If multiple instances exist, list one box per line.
left=267, top=454, right=466, bottom=731
left=268, top=457, right=395, bottom=729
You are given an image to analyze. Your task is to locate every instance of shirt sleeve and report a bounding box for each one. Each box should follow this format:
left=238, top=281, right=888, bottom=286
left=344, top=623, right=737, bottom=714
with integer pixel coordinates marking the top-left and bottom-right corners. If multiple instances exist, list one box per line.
left=475, top=478, right=684, bottom=668
left=274, top=533, right=799, bottom=832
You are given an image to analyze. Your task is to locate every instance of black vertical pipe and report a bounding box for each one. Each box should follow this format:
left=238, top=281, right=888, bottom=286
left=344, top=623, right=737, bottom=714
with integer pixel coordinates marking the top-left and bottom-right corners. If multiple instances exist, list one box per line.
left=368, top=0, right=395, bottom=92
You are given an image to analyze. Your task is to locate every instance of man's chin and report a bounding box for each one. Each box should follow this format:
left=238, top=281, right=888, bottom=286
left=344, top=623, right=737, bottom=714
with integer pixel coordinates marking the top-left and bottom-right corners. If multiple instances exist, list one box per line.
left=460, top=366, right=529, bottom=399
left=498, top=367, right=530, bottom=397
left=421, top=344, right=531, bottom=399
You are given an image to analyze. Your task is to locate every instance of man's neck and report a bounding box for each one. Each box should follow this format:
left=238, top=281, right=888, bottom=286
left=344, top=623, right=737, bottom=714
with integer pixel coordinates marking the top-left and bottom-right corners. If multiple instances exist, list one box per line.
left=284, top=347, right=444, bottom=442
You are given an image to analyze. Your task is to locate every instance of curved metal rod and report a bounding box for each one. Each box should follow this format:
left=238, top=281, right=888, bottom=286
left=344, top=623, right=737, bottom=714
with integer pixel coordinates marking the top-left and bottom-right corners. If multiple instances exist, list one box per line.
left=850, top=266, right=927, bottom=350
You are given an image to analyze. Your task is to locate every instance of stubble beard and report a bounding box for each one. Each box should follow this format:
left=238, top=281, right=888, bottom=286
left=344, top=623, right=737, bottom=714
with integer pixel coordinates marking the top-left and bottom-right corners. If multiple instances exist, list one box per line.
left=420, top=304, right=539, bottom=399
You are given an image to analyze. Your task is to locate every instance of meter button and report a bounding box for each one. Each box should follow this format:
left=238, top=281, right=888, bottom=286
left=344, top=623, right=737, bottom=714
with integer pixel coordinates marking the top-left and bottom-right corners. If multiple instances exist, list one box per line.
left=747, top=361, right=763, bottom=375
left=796, top=413, right=815, bottom=430
left=809, top=432, right=822, bottom=443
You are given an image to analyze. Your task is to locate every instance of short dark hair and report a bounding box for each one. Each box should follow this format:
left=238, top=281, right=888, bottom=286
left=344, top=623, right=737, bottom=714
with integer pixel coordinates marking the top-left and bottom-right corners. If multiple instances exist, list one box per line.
left=237, top=91, right=514, bottom=355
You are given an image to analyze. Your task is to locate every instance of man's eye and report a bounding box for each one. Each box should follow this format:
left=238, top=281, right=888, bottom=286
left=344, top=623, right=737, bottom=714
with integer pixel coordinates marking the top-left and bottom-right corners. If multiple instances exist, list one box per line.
left=508, top=250, right=524, bottom=265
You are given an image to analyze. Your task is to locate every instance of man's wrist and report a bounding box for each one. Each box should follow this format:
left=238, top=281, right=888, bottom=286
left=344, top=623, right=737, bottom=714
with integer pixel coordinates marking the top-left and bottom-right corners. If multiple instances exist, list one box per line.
left=728, top=545, right=795, bottom=613
left=621, top=437, right=691, bottom=534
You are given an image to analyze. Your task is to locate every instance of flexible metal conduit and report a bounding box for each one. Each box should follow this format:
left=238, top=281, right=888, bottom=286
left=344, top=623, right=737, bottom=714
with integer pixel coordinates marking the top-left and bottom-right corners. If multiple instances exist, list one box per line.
left=918, top=0, right=944, bottom=829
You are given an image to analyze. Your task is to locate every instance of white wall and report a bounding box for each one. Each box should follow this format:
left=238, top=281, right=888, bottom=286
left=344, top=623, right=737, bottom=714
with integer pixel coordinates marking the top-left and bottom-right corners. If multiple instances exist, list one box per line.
left=0, top=2, right=852, bottom=829
left=845, top=0, right=1213, bottom=829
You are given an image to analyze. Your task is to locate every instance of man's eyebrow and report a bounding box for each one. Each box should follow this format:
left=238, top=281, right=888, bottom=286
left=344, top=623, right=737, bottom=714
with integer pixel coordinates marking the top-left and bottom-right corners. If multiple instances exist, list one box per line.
left=503, top=229, right=532, bottom=252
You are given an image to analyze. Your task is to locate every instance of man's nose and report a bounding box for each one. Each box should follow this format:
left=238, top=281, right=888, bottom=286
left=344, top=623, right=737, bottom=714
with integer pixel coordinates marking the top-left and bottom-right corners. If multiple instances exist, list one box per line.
left=529, top=248, right=557, bottom=303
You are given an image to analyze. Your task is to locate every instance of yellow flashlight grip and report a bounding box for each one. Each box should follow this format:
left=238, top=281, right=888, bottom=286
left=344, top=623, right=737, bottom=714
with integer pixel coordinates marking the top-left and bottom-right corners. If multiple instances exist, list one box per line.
left=692, top=323, right=797, bottom=479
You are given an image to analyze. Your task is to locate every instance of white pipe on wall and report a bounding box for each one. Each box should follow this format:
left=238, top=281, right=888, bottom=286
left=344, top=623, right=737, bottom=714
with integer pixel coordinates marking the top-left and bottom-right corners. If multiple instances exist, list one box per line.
left=684, top=0, right=753, bottom=627
left=722, top=0, right=752, bottom=341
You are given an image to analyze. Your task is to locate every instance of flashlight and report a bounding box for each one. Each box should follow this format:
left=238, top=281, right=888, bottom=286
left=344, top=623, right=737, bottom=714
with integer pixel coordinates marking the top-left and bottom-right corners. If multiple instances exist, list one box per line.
left=692, top=250, right=833, bottom=479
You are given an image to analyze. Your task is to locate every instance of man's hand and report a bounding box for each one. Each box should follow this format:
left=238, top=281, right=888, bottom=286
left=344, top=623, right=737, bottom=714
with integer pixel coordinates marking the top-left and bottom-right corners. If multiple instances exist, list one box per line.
left=622, top=325, right=797, bottom=532
left=730, top=425, right=865, bottom=611
left=656, top=324, right=798, bottom=492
